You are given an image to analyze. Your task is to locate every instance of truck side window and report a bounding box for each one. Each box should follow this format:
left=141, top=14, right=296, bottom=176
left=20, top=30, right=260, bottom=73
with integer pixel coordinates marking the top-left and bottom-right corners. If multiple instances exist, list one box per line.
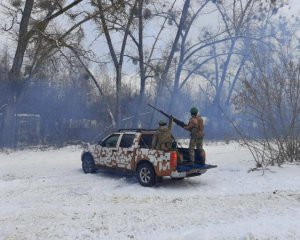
left=139, top=134, right=153, bottom=148
left=119, top=134, right=135, bottom=148
left=102, top=134, right=120, bottom=148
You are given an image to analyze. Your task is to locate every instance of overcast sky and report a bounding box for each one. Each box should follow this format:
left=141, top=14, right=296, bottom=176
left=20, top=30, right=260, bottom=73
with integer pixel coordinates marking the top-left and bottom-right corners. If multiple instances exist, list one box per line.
left=0, top=0, right=300, bottom=64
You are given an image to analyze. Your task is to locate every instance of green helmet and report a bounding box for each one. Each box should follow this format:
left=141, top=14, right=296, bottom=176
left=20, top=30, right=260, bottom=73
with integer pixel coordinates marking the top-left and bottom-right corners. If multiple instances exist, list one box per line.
left=158, top=120, right=167, bottom=126
left=190, top=107, right=198, bottom=115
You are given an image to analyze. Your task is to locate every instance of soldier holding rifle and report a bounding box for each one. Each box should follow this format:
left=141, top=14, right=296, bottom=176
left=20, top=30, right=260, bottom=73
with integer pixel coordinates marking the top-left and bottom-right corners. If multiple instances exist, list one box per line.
left=184, top=107, right=204, bottom=164
left=148, top=104, right=204, bottom=164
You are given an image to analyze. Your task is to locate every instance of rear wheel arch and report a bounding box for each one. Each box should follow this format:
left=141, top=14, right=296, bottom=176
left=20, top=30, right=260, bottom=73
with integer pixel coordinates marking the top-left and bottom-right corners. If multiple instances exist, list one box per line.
left=81, top=152, right=93, bottom=160
left=136, top=160, right=154, bottom=171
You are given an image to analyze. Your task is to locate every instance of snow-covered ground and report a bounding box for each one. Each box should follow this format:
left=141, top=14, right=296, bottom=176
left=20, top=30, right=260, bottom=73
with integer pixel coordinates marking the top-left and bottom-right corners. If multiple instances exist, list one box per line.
left=0, top=143, right=300, bottom=240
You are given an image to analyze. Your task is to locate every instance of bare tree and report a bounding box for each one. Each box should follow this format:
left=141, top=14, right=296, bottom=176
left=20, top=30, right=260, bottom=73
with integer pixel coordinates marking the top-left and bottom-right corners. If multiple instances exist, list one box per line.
left=211, top=0, right=284, bottom=109
left=0, top=0, right=84, bottom=147
left=148, top=0, right=192, bottom=127
left=167, top=0, right=210, bottom=113
left=181, top=0, right=287, bottom=137
left=234, top=45, right=300, bottom=167
left=129, top=0, right=177, bottom=127
left=93, top=0, right=138, bottom=128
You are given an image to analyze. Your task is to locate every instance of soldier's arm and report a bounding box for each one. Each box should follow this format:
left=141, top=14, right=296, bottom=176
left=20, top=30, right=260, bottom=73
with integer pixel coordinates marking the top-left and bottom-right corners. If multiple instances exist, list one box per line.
left=184, top=118, right=197, bottom=130
left=184, top=121, right=191, bottom=130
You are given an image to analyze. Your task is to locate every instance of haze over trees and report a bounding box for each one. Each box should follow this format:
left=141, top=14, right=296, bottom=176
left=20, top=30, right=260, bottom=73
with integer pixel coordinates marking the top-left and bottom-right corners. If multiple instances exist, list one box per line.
left=0, top=0, right=299, bottom=166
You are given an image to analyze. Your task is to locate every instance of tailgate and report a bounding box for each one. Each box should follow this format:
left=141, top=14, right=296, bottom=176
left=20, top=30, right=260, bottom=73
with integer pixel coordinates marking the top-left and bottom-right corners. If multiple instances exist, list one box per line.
left=176, top=164, right=217, bottom=172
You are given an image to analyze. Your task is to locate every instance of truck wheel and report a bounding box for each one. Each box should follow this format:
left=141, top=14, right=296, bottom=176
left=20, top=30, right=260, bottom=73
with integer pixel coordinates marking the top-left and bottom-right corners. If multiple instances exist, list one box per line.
left=137, top=163, right=156, bottom=187
left=82, top=154, right=96, bottom=174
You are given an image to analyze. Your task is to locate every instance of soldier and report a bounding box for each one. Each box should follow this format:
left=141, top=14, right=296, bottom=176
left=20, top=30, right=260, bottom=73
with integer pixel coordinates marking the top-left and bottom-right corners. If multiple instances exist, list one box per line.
left=152, top=119, right=174, bottom=151
left=184, top=107, right=204, bottom=164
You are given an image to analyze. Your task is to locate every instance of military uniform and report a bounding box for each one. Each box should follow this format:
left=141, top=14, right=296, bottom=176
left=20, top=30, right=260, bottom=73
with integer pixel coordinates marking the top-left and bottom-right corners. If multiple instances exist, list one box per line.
left=152, top=120, right=173, bottom=151
left=184, top=108, right=204, bottom=164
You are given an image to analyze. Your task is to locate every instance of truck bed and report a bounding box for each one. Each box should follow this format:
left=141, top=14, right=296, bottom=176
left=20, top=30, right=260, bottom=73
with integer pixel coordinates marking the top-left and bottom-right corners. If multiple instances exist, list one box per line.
left=177, top=147, right=206, bottom=165
left=176, top=147, right=217, bottom=175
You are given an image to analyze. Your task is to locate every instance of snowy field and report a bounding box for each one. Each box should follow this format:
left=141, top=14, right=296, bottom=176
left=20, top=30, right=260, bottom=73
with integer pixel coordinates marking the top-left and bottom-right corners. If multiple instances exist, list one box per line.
left=0, top=143, right=300, bottom=240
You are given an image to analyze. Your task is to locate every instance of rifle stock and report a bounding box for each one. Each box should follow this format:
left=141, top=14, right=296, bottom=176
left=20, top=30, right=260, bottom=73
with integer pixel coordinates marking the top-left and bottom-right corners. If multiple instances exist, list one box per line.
left=148, top=104, right=187, bottom=129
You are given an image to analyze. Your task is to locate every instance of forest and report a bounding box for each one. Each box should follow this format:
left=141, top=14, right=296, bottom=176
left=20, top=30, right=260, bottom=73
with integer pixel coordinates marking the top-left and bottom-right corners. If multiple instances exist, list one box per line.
left=1, top=0, right=300, bottom=167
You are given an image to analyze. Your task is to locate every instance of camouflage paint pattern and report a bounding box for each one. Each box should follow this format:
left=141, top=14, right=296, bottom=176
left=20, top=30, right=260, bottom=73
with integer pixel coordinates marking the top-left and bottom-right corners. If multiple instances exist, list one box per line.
left=83, top=131, right=197, bottom=178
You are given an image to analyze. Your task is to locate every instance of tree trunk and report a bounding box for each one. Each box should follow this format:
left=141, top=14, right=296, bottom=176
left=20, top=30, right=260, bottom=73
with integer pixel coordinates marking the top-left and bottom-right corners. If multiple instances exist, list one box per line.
left=97, top=0, right=136, bottom=129
left=213, top=38, right=237, bottom=107
left=1, top=95, right=17, bottom=148
left=133, top=0, right=145, bottom=127
left=168, top=50, right=184, bottom=113
left=10, top=0, right=34, bottom=81
left=115, top=67, right=122, bottom=128
left=1, top=0, right=34, bottom=148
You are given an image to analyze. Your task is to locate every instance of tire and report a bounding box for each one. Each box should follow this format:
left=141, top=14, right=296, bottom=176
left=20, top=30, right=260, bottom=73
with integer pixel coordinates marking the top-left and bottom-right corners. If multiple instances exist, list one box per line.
left=82, top=154, right=96, bottom=174
left=136, top=162, right=156, bottom=187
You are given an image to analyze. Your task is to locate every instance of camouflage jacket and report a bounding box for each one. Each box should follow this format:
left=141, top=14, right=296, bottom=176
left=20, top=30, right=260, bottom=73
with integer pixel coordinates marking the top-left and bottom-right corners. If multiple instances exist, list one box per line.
left=185, top=115, right=204, bottom=138
left=152, top=126, right=173, bottom=150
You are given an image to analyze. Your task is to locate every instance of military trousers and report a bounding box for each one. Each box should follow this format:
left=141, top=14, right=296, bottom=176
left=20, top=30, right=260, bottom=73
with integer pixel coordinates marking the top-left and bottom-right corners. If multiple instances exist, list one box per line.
left=189, top=137, right=203, bottom=163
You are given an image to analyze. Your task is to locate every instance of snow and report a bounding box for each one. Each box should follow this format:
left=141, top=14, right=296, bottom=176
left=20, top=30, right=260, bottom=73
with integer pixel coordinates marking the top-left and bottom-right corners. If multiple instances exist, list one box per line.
left=0, top=143, right=300, bottom=240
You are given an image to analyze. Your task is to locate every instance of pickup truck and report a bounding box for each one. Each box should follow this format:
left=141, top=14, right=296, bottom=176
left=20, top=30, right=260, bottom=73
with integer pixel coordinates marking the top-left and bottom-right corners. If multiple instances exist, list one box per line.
left=81, top=129, right=217, bottom=187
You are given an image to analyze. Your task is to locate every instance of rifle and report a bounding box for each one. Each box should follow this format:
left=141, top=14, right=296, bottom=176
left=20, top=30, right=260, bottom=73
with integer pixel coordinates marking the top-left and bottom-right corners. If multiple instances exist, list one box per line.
left=148, top=103, right=187, bottom=129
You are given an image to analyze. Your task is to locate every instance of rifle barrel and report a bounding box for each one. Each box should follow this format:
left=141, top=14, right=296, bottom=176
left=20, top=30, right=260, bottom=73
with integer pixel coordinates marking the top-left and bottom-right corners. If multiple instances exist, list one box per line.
left=147, top=104, right=187, bottom=129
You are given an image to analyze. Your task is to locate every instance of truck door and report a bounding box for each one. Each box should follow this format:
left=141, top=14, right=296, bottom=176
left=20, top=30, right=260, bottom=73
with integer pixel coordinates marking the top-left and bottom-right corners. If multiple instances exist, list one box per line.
left=95, top=134, right=120, bottom=167
left=116, top=133, right=136, bottom=170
